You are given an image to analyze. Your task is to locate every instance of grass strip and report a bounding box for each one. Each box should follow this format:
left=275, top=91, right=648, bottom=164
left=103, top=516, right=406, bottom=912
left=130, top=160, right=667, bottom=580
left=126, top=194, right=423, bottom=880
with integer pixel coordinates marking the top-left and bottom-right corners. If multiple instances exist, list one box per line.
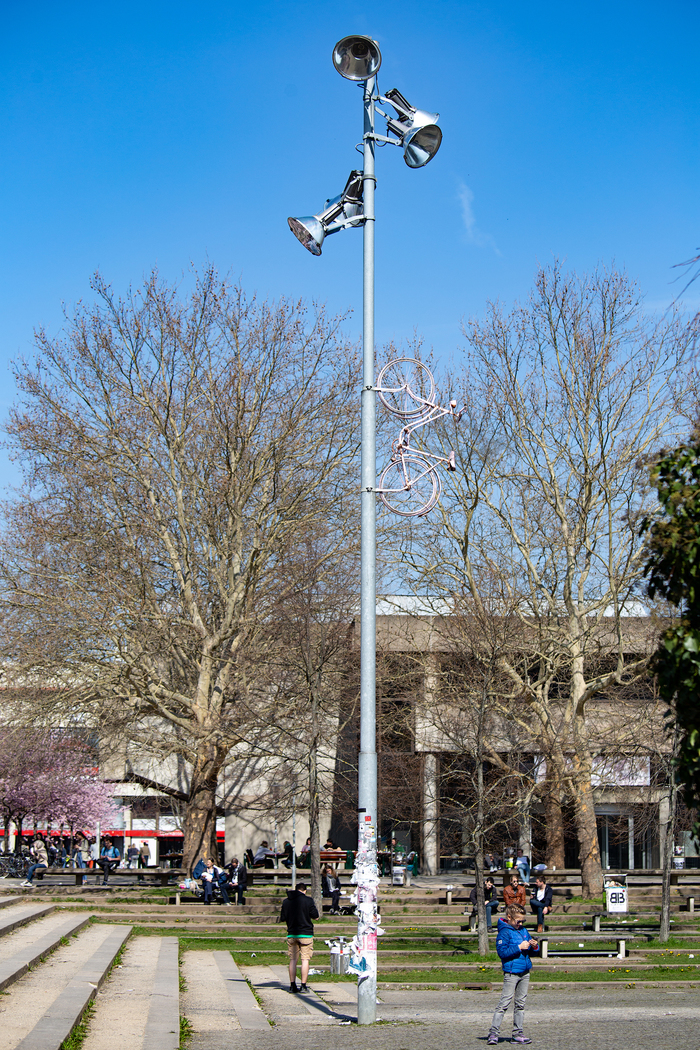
left=359, top=964, right=700, bottom=984
left=180, top=1015, right=194, bottom=1048
left=58, top=1001, right=95, bottom=1050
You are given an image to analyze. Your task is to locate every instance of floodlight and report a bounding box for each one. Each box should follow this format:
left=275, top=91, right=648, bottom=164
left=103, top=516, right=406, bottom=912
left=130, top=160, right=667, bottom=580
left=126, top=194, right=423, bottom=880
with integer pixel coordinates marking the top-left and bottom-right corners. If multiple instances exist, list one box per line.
left=382, top=87, right=442, bottom=168
left=332, top=35, right=382, bottom=81
left=288, top=170, right=364, bottom=255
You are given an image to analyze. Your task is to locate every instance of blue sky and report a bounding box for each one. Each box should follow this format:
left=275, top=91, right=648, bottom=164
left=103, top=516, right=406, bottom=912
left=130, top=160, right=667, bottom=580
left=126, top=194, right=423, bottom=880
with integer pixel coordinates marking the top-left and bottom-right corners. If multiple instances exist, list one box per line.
left=1, top=1, right=699, bottom=485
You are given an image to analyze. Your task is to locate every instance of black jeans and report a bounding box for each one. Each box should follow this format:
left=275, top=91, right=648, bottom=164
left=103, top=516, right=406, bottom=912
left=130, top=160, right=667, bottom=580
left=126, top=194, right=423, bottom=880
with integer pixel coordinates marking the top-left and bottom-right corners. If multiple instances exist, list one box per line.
left=97, top=858, right=118, bottom=884
left=324, top=889, right=341, bottom=911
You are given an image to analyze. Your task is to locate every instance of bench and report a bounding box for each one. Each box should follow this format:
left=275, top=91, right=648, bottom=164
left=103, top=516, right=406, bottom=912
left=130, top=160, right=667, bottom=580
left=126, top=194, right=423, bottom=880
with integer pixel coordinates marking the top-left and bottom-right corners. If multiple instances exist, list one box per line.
left=539, top=936, right=627, bottom=960
left=31, top=866, right=185, bottom=887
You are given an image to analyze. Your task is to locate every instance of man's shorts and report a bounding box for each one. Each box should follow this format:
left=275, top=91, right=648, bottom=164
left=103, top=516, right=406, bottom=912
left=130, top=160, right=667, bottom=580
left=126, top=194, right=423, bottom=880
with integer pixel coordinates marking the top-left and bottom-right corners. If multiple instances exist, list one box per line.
left=287, top=936, right=314, bottom=961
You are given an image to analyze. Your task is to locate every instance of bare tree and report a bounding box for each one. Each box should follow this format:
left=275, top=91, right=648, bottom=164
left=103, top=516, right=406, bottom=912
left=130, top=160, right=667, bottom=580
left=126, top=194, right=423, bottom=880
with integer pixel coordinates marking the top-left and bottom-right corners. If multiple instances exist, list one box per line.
left=399, top=264, right=695, bottom=894
left=411, top=590, right=539, bottom=955
left=245, top=524, right=360, bottom=911
left=0, top=268, right=361, bottom=871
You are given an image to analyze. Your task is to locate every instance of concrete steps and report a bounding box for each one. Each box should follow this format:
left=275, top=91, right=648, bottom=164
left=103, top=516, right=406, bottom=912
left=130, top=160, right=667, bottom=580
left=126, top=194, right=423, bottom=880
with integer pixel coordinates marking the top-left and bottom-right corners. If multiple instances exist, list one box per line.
left=1, top=923, right=131, bottom=1050
left=0, top=903, right=55, bottom=938
left=0, top=912, right=92, bottom=991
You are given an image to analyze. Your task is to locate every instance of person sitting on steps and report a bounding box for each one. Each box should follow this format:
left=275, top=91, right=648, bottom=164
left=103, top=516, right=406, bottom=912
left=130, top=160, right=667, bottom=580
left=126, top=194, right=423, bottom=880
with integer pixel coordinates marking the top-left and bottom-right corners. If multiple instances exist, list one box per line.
left=321, top=864, right=342, bottom=914
left=503, top=873, right=527, bottom=909
left=529, top=874, right=553, bottom=932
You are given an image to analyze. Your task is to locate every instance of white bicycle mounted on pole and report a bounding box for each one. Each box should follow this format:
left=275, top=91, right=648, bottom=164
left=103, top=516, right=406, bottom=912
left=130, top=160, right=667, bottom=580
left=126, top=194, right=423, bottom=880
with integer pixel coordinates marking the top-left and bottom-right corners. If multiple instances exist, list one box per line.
left=375, top=357, right=463, bottom=517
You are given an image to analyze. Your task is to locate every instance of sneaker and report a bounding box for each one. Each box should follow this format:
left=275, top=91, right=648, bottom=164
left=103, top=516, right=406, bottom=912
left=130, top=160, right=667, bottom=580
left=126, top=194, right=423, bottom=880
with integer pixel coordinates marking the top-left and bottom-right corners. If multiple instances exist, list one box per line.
left=289, top=983, right=299, bottom=993
left=512, top=1038, right=531, bottom=1044
left=487, top=1035, right=499, bottom=1045
left=20, top=881, right=31, bottom=887
left=300, top=983, right=308, bottom=992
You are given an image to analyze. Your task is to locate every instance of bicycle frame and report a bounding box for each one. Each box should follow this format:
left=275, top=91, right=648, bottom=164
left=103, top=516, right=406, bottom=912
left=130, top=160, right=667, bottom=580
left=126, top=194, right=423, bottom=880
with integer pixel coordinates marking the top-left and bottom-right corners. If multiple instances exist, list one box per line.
left=375, top=358, right=462, bottom=515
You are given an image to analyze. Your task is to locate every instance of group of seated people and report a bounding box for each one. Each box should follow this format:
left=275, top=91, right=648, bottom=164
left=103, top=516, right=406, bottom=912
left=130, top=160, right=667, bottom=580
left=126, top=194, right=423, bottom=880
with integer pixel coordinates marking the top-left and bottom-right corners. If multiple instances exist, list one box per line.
left=195, top=852, right=344, bottom=913
left=196, top=856, right=248, bottom=905
left=468, top=872, right=554, bottom=933
left=251, top=837, right=345, bottom=869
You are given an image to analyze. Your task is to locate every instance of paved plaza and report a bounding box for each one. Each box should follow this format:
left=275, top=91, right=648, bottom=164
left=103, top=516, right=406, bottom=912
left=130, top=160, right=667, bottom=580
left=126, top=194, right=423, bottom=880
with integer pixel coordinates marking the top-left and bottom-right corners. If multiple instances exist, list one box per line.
left=185, top=977, right=700, bottom=1050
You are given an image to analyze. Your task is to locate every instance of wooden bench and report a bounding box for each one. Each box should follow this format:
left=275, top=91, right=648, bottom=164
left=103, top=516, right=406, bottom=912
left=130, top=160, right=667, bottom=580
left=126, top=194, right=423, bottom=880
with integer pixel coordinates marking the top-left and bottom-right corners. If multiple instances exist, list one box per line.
left=32, top=866, right=184, bottom=887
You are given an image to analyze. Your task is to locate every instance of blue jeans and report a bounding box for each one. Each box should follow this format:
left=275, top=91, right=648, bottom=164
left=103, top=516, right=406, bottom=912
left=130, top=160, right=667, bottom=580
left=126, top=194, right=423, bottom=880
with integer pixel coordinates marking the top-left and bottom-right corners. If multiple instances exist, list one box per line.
left=530, top=902, right=547, bottom=927
left=485, top=900, right=499, bottom=930
left=490, top=972, right=530, bottom=1038
left=26, top=863, right=47, bottom=883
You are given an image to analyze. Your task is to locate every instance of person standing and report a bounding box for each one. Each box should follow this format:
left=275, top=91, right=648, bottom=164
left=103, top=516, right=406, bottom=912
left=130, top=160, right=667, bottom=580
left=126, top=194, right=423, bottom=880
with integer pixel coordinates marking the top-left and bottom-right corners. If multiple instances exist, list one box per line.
left=280, top=881, right=319, bottom=993
left=73, top=833, right=89, bottom=868
left=487, top=904, right=538, bottom=1045
left=73, top=833, right=90, bottom=885
left=503, top=873, right=527, bottom=908
left=137, top=840, right=151, bottom=883
left=530, top=875, right=553, bottom=932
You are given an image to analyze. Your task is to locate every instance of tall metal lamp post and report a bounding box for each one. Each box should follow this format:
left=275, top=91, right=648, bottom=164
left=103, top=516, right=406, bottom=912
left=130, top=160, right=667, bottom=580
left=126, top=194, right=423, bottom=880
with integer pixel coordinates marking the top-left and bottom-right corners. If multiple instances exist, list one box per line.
left=288, top=35, right=442, bottom=1025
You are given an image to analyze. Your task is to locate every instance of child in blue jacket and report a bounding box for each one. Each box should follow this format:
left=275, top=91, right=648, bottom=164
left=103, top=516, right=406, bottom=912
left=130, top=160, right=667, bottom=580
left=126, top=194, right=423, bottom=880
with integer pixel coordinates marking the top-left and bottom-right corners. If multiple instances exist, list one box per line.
left=487, top=904, right=538, bottom=1045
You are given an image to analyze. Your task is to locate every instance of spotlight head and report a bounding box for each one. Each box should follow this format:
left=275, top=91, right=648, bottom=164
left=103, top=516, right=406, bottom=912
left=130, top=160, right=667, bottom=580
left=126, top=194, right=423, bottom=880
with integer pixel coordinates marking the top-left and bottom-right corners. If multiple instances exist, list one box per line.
left=287, top=216, right=325, bottom=256
left=332, top=35, right=382, bottom=81
left=383, top=87, right=443, bottom=168
left=402, top=124, right=443, bottom=168
left=288, top=170, right=365, bottom=255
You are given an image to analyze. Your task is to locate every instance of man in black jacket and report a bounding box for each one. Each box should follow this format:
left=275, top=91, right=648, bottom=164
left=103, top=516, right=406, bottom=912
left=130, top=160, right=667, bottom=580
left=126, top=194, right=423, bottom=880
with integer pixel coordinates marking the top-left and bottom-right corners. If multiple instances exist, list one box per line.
left=529, top=875, right=553, bottom=932
left=469, top=876, right=500, bottom=932
left=227, top=857, right=247, bottom=905
left=280, top=882, right=319, bottom=993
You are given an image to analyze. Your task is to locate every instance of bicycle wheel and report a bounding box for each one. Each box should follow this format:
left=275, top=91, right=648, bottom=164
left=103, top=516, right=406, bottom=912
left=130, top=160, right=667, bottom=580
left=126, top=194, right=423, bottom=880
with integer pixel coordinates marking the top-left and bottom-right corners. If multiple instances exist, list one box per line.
left=378, top=453, right=441, bottom=517
left=377, top=358, right=435, bottom=419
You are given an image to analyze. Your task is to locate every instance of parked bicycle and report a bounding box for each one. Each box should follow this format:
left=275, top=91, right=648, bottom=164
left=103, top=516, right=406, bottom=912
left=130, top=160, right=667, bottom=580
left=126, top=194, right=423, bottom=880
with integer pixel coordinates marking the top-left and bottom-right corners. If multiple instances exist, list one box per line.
left=0, top=851, right=31, bottom=880
left=376, top=357, right=462, bottom=517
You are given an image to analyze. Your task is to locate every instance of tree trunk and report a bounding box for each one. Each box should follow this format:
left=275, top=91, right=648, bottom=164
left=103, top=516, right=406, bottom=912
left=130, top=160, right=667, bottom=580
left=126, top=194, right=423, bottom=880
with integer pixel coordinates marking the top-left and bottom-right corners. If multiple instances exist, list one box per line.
left=660, top=772, right=678, bottom=943
left=572, top=776, right=603, bottom=897
left=182, top=749, right=225, bottom=873
left=308, top=738, right=322, bottom=913
left=544, top=790, right=566, bottom=869
left=475, top=758, right=489, bottom=955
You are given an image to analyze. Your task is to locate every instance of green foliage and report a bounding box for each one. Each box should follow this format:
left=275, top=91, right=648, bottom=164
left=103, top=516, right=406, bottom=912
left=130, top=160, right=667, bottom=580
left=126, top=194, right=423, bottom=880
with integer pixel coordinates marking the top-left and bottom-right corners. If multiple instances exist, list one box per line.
left=643, top=441, right=700, bottom=828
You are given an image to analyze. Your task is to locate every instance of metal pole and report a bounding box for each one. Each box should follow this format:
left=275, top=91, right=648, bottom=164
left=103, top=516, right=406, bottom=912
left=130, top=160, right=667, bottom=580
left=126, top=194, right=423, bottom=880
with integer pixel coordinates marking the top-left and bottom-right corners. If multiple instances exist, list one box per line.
left=357, top=73, right=378, bottom=1026
left=292, top=797, right=297, bottom=890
